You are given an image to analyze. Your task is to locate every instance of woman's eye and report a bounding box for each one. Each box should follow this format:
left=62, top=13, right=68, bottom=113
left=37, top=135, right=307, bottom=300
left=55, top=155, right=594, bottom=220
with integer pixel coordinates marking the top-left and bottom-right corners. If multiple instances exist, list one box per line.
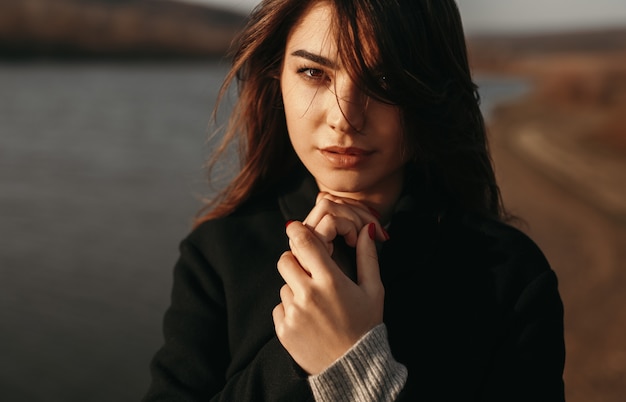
left=298, top=67, right=326, bottom=81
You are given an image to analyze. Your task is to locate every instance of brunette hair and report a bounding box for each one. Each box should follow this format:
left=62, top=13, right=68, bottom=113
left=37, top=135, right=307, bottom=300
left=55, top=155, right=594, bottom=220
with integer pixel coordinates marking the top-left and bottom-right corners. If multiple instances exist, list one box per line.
left=195, top=0, right=506, bottom=226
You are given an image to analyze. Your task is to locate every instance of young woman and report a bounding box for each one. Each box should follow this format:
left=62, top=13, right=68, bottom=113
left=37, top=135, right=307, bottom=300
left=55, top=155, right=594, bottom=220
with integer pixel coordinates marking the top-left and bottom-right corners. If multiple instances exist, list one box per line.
left=143, top=1, right=566, bottom=401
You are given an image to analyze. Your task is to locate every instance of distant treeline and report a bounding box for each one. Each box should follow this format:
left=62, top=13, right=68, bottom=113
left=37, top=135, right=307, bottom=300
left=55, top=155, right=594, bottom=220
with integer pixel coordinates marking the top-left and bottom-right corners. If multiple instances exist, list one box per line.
left=0, top=0, right=248, bottom=60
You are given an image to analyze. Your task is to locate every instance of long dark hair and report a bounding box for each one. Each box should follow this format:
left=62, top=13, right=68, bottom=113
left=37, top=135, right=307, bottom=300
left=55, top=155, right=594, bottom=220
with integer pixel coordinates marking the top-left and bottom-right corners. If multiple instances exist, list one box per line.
left=195, top=0, right=506, bottom=226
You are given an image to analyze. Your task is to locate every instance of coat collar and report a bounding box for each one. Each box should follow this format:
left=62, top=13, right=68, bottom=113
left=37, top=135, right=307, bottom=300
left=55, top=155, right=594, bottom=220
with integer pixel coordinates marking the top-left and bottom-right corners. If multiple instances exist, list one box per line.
left=277, top=165, right=319, bottom=222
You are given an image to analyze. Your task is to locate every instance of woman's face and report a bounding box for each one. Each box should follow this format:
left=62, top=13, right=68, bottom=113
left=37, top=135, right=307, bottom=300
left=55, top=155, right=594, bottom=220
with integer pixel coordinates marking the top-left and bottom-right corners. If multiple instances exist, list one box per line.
left=280, top=1, right=408, bottom=204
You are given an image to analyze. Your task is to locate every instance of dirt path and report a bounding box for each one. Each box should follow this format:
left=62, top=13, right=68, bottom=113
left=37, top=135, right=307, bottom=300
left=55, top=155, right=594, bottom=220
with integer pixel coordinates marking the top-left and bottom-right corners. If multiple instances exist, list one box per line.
left=488, top=106, right=626, bottom=402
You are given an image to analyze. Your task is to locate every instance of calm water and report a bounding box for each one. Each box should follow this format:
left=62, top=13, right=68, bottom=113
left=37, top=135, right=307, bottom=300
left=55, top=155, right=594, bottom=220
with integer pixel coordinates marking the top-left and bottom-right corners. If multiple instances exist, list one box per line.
left=0, top=62, right=528, bottom=401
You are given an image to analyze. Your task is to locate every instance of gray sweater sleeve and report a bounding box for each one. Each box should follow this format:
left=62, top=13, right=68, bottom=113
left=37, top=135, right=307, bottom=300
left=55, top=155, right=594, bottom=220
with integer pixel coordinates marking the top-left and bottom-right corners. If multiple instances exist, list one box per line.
left=307, top=324, right=408, bottom=402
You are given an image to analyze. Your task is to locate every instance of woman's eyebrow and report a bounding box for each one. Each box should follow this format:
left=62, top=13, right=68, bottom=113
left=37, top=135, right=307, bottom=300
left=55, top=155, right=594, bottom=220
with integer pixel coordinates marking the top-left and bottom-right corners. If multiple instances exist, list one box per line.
left=290, top=50, right=337, bottom=69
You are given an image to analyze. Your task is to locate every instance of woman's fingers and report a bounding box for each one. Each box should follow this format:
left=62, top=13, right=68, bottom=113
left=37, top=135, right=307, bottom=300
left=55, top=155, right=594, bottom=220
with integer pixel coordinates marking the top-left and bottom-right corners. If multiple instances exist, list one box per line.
left=305, top=194, right=369, bottom=228
left=303, top=193, right=389, bottom=247
left=277, top=250, right=311, bottom=293
left=285, top=220, right=339, bottom=282
left=272, top=283, right=293, bottom=321
left=312, top=214, right=360, bottom=248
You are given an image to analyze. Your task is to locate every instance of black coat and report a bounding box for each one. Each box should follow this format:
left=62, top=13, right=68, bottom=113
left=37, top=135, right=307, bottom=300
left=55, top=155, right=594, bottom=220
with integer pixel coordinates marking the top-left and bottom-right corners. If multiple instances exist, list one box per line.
left=143, top=171, right=566, bottom=401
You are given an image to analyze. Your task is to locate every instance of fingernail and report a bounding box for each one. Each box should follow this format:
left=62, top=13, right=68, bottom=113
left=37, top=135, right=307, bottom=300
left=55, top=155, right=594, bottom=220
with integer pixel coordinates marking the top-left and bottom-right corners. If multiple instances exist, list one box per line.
left=367, top=206, right=381, bottom=219
left=285, top=220, right=295, bottom=228
left=368, top=223, right=376, bottom=240
left=382, top=227, right=390, bottom=241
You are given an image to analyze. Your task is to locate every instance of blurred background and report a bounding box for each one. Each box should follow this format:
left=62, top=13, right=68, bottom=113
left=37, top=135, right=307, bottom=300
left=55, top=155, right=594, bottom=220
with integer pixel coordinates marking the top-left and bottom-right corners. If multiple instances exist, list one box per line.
left=1, top=1, right=624, bottom=401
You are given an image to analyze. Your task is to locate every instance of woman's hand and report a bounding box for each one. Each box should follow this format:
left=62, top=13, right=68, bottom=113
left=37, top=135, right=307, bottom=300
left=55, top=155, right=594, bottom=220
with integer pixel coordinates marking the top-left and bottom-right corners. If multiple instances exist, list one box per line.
left=272, top=220, right=385, bottom=375
left=303, top=192, right=389, bottom=255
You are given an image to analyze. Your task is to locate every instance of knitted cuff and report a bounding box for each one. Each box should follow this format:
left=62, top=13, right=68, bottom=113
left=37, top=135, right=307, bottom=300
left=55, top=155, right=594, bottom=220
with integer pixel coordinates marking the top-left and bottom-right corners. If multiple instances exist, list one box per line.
left=307, top=323, right=408, bottom=402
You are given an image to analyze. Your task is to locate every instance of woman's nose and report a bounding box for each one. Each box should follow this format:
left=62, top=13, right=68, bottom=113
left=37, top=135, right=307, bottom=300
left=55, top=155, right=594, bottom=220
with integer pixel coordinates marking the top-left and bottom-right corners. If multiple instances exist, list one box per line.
left=326, top=77, right=367, bottom=134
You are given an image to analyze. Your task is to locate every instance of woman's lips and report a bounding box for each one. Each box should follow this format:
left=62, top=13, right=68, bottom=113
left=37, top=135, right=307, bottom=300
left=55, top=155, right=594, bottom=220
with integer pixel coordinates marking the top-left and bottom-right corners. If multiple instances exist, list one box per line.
left=320, top=146, right=373, bottom=168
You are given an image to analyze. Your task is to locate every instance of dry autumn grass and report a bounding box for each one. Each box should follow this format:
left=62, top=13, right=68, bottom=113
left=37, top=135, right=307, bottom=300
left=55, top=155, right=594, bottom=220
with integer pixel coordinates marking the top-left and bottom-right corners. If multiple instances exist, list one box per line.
left=470, top=30, right=626, bottom=402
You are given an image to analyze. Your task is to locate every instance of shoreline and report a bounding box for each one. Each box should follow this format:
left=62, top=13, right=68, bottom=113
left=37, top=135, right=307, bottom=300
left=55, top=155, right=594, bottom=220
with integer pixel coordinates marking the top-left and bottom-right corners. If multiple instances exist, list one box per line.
left=488, top=97, right=626, bottom=225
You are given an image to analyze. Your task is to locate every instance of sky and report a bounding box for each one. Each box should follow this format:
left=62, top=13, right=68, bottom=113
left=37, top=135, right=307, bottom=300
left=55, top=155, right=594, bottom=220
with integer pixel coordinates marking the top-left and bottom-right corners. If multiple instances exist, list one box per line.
left=178, top=0, right=626, bottom=34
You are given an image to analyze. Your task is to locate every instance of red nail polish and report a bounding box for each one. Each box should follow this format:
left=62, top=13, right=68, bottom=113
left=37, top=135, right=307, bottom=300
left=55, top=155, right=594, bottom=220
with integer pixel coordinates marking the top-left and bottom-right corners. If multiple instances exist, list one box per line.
left=285, top=220, right=295, bottom=228
left=368, top=223, right=376, bottom=240
left=382, top=227, right=390, bottom=241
